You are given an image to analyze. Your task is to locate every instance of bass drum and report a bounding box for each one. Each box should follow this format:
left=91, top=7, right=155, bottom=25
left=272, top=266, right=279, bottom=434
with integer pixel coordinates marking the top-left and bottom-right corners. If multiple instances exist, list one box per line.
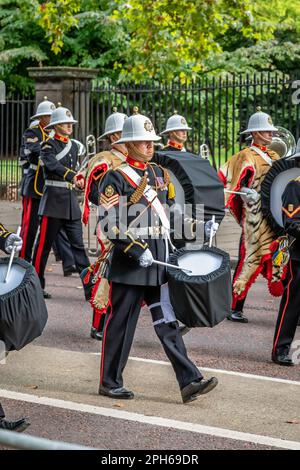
left=0, top=257, right=48, bottom=351
left=167, top=246, right=231, bottom=328
left=154, top=151, right=225, bottom=225
left=261, top=159, right=300, bottom=235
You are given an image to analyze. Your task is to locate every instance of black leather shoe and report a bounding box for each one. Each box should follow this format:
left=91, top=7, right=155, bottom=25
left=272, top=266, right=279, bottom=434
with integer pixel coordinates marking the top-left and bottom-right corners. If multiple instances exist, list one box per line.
left=179, top=325, right=191, bottom=336
left=272, top=353, right=294, bottom=366
left=181, top=377, right=218, bottom=404
left=63, top=265, right=77, bottom=277
left=98, top=386, right=134, bottom=399
left=227, top=311, right=248, bottom=323
left=43, top=290, right=52, bottom=299
left=0, top=417, right=30, bottom=432
left=90, top=327, right=103, bottom=341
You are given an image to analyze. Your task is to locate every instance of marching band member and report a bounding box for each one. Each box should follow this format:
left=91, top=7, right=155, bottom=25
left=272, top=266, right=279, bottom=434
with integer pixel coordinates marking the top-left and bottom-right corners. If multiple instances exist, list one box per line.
left=0, top=224, right=29, bottom=431
left=20, top=97, right=55, bottom=262
left=219, top=108, right=286, bottom=323
left=160, top=111, right=192, bottom=151
left=97, top=109, right=218, bottom=403
left=19, top=100, right=76, bottom=281
left=76, top=108, right=128, bottom=341
left=32, top=106, right=89, bottom=296
left=272, top=140, right=300, bottom=366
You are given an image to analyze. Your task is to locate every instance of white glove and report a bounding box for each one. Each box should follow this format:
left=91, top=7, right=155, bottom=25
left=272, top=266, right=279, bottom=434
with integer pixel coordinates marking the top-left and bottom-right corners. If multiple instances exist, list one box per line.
left=240, top=187, right=260, bottom=203
left=5, top=233, right=23, bottom=254
left=204, top=220, right=219, bottom=238
left=138, top=248, right=154, bottom=267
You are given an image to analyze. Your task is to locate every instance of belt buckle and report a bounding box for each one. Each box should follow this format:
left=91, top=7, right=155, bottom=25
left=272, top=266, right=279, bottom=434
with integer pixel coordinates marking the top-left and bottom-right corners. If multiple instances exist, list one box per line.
left=67, top=183, right=73, bottom=190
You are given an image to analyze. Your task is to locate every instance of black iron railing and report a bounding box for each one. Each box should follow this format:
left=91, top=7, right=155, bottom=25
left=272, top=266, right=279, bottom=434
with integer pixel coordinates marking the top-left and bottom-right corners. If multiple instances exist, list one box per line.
left=1, top=73, right=300, bottom=200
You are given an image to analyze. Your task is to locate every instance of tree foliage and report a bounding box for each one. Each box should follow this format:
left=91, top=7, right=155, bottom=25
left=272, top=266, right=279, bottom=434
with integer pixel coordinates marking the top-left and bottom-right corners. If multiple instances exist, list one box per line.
left=37, top=0, right=80, bottom=54
left=111, top=0, right=256, bottom=81
left=1, top=0, right=300, bottom=94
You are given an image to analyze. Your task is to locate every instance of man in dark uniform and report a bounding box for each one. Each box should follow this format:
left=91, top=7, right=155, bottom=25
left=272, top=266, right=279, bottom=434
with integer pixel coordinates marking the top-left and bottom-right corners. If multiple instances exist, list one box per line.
left=20, top=98, right=56, bottom=263
left=160, top=111, right=192, bottom=151
left=272, top=141, right=300, bottom=366
left=20, top=100, right=76, bottom=283
left=0, top=224, right=30, bottom=431
left=32, top=106, right=89, bottom=294
left=98, top=111, right=218, bottom=403
left=19, top=119, right=38, bottom=219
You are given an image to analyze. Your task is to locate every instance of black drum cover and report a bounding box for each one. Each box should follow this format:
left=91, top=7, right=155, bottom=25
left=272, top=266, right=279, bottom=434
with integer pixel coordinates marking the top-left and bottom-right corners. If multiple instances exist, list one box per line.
left=0, top=257, right=48, bottom=351
left=261, top=159, right=300, bottom=235
left=154, top=151, right=225, bottom=224
left=167, top=246, right=232, bottom=327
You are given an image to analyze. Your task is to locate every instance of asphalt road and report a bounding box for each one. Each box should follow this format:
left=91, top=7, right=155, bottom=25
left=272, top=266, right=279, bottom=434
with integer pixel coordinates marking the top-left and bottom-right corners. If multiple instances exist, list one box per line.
left=0, top=256, right=299, bottom=450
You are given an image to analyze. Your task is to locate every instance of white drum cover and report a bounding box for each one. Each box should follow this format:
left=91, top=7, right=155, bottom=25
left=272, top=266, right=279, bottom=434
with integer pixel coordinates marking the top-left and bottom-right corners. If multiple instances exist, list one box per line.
left=0, top=262, right=26, bottom=295
left=177, top=251, right=223, bottom=276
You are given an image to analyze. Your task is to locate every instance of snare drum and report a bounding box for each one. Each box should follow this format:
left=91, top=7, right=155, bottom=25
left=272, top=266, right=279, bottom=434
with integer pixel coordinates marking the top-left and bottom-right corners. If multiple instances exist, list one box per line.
left=167, top=246, right=232, bottom=327
left=0, top=257, right=48, bottom=351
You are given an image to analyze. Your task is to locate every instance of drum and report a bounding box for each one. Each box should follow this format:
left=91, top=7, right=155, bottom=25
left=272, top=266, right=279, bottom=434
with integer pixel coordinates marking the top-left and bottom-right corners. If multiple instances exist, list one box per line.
left=0, top=257, right=48, bottom=351
left=153, top=150, right=225, bottom=225
left=167, top=246, right=232, bottom=327
left=261, top=159, right=300, bottom=235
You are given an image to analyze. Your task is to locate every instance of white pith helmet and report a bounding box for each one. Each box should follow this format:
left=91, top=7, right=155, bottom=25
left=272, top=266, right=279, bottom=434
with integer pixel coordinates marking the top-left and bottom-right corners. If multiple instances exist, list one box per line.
left=115, top=107, right=161, bottom=143
left=98, top=107, right=128, bottom=140
left=240, top=107, right=278, bottom=134
left=45, top=104, right=77, bottom=129
left=160, top=111, right=192, bottom=135
left=31, top=96, right=56, bottom=120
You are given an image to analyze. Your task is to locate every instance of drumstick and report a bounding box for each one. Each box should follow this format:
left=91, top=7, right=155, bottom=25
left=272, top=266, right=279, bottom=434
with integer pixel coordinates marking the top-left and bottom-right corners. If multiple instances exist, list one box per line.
left=152, top=259, right=193, bottom=274
left=224, top=189, right=245, bottom=196
left=4, top=226, right=21, bottom=283
left=209, top=215, right=215, bottom=248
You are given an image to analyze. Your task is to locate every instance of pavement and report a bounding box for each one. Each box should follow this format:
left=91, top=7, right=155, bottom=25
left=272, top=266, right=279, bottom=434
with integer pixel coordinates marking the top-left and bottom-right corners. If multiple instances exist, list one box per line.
left=0, top=200, right=299, bottom=450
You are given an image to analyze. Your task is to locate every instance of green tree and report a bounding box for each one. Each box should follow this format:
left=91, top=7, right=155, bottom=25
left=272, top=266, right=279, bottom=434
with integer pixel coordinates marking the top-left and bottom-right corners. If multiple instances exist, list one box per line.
left=111, top=0, right=259, bottom=81
left=0, top=0, right=47, bottom=94
left=37, top=0, right=80, bottom=54
left=0, top=0, right=128, bottom=94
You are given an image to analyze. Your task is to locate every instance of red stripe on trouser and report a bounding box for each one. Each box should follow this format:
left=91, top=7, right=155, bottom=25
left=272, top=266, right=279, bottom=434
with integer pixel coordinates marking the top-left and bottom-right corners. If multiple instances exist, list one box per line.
left=20, top=196, right=27, bottom=241
left=92, top=309, right=102, bottom=329
left=20, top=196, right=31, bottom=259
left=273, top=259, right=293, bottom=353
left=100, top=282, right=113, bottom=385
left=34, top=216, right=48, bottom=275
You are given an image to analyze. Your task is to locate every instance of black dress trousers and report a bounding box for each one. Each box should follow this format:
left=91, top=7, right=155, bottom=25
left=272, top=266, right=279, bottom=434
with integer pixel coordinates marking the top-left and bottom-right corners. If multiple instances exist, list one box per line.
left=273, top=259, right=300, bottom=355
left=100, top=282, right=202, bottom=390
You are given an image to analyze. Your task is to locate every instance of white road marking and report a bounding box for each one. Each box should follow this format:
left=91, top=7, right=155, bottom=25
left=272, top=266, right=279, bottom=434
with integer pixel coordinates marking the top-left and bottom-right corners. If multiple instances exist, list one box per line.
left=0, top=388, right=298, bottom=450
left=90, top=352, right=300, bottom=386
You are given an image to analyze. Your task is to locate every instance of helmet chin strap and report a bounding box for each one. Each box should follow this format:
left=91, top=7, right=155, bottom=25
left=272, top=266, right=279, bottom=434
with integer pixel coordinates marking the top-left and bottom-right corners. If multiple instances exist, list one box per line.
left=172, top=131, right=187, bottom=144
left=56, top=124, right=71, bottom=136
left=253, top=132, right=273, bottom=145
left=126, top=142, right=153, bottom=162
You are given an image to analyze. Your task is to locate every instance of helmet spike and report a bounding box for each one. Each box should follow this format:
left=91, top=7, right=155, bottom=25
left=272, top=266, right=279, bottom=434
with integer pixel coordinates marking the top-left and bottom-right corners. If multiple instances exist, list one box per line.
left=113, top=106, right=118, bottom=113
left=256, top=106, right=262, bottom=112
left=133, top=106, right=139, bottom=115
left=43, top=96, right=48, bottom=100
left=173, top=110, right=178, bottom=115
left=57, top=102, right=62, bottom=107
